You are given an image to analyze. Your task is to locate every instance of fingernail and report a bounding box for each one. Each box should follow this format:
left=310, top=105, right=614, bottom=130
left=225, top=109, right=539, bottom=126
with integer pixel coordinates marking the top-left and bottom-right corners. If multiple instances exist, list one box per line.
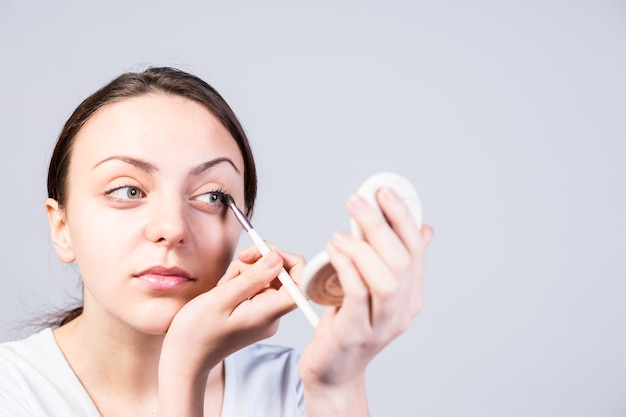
left=380, top=187, right=398, bottom=202
left=332, top=231, right=349, bottom=246
left=263, top=252, right=280, bottom=268
left=348, top=195, right=368, bottom=212
left=326, top=242, right=338, bottom=254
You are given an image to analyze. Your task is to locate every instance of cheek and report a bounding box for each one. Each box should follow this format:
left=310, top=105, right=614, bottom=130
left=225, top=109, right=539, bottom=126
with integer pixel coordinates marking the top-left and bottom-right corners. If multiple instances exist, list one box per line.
left=195, top=216, right=242, bottom=266
left=65, top=199, right=147, bottom=275
left=67, top=222, right=127, bottom=287
left=71, top=205, right=137, bottom=246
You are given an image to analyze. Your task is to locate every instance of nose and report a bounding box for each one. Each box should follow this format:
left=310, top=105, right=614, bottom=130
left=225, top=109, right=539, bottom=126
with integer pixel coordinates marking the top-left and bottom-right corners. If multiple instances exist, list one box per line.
left=144, top=195, right=189, bottom=247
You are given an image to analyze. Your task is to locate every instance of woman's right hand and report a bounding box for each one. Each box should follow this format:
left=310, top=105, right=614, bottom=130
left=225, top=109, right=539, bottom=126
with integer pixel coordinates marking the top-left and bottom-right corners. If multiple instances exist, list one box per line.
left=156, top=245, right=301, bottom=416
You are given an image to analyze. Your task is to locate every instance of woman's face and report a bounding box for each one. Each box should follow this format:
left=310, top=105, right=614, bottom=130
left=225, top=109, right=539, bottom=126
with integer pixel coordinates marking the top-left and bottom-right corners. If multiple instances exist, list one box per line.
left=52, top=93, right=246, bottom=335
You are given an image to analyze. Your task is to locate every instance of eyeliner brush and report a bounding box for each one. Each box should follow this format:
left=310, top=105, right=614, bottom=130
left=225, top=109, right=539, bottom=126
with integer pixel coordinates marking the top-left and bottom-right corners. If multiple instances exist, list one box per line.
left=224, top=195, right=320, bottom=328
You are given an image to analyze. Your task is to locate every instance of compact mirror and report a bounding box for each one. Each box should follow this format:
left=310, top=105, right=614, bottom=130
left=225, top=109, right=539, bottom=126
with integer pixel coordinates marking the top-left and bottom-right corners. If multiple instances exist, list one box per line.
left=301, top=172, right=422, bottom=306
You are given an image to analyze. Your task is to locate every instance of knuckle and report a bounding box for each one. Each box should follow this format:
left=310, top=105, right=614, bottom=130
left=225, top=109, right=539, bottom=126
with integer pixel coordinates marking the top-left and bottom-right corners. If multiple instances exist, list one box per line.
left=375, top=279, right=399, bottom=300
left=381, top=314, right=412, bottom=341
left=338, top=328, right=370, bottom=351
left=344, top=285, right=370, bottom=303
left=393, top=253, right=413, bottom=275
left=247, top=264, right=276, bottom=287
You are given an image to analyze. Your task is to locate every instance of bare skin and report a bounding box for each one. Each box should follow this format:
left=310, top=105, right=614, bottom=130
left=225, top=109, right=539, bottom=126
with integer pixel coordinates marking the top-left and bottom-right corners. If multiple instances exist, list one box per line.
left=46, top=92, right=433, bottom=416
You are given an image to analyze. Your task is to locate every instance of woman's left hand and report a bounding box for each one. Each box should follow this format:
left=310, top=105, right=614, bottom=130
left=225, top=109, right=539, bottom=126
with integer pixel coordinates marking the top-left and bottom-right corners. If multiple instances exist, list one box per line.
left=299, top=187, right=433, bottom=416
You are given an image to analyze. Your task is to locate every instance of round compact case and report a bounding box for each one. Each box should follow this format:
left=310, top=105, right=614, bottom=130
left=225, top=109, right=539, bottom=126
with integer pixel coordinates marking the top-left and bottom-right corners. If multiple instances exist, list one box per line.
left=301, top=172, right=423, bottom=306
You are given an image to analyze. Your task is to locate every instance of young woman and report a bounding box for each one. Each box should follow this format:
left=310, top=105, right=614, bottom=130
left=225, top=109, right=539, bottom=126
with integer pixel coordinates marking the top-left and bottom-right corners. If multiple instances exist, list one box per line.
left=0, top=67, right=433, bottom=417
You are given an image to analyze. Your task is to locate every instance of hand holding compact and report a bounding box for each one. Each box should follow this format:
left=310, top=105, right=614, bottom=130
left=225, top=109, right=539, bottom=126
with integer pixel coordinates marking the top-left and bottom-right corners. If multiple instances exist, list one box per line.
left=298, top=173, right=432, bottom=414
left=301, top=172, right=424, bottom=306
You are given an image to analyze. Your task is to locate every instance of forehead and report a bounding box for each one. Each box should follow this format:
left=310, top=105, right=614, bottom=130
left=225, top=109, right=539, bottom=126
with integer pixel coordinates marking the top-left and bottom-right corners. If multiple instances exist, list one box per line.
left=71, top=93, right=244, bottom=171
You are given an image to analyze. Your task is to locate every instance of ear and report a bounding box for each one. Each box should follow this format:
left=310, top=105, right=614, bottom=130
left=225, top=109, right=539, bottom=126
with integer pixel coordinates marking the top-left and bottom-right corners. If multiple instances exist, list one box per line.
left=46, top=198, right=76, bottom=263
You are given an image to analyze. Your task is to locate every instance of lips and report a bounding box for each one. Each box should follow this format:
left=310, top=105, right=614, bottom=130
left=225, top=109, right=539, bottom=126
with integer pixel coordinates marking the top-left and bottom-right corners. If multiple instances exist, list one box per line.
left=134, top=266, right=194, bottom=290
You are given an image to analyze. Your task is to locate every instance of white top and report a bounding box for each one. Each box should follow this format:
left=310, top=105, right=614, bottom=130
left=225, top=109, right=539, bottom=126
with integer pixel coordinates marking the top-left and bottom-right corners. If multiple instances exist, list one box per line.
left=0, top=329, right=306, bottom=417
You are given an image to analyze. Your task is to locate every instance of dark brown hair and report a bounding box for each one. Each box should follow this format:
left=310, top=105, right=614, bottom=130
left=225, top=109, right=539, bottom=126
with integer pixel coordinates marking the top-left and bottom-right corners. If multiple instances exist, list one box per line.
left=47, top=67, right=258, bottom=326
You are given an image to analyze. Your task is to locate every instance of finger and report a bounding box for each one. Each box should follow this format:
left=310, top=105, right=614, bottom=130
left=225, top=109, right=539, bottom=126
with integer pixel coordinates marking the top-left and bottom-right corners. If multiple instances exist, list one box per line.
left=237, top=244, right=263, bottom=263
left=350, top=191, right=429, bottom=317
left=347, top=194, right=412, bottom=277
left=332, top=231, right=399, bottom=295
left=228, top=282, right=297, bottom=327
left=325, top=239, right=373, bottom=330
left=238, top=241, right=305, bottom=271
left=217, top=260, right=244, bottom=285
left=330, top=232, right=411, bottom=327
left=240, top=241, right=307, bottom=288
left=260, top=241, right=306, bottom=273
left=407, top=224, right=432, bottom=315
left=375, top=187, right=424, bottom=255
left=394, top=223, right=432, bottom=315
left=274, top=249, right=307, bottom=286
left=420, top=224, right=434, bottom=248
left=218, top=250, right=263, bottom=285
left=217, top=250, right=285, bottom=309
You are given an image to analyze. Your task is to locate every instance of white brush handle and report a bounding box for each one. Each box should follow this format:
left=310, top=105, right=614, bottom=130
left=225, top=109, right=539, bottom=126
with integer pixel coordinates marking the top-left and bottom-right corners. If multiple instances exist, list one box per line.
left=248, top=229, right=320, bottom=328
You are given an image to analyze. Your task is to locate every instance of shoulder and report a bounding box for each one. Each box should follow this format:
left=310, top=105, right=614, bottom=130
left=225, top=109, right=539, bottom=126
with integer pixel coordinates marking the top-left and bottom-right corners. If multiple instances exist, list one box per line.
left=0, top=329, right=57, bottom=416
left=0, top=329, right=99, bottom=416
left=0, top=328, right=57, bottom=375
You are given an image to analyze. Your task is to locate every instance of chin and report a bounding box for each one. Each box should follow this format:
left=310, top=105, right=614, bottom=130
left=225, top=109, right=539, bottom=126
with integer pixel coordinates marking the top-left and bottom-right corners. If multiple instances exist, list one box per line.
left=138, top=318, right=175, bottom=336
left=127, top=299, right=186, bottom=336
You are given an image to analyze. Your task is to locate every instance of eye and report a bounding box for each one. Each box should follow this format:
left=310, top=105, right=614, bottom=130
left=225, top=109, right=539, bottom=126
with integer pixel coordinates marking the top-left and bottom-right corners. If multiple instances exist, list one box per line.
left=106, top=186, right=145, bottom=200
left=194, top=191, right=226, bottom=206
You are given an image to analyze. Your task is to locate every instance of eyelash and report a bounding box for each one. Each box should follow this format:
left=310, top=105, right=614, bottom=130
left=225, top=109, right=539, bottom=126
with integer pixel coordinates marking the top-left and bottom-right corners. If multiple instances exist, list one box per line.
left=194, top=187, right=229, bottom=206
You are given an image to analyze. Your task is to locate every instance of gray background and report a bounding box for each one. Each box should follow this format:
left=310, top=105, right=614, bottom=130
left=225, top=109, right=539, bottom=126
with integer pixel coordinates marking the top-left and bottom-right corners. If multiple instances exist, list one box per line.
left=1, top=1, right=625, bottom=416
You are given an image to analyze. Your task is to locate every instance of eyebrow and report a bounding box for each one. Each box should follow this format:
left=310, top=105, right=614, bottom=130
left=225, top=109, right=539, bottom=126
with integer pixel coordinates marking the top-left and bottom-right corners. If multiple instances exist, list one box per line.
left=93, top=156, right=157, bottom=173
left=93, top=155, right=241, bottom=176
left=188, top=157, right=241, bottom=176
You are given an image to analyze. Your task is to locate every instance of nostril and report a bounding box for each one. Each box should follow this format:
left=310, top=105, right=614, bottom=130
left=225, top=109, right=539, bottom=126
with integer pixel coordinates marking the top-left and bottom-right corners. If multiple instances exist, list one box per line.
left=156, top=235, right=185, bottom=244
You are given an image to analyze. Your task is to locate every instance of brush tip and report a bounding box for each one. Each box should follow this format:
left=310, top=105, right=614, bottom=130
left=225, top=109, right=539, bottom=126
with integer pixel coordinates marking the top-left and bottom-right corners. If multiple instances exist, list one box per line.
left=223, top=193, right=253, bottom=231
left=222, top=193, right=235, bottom=207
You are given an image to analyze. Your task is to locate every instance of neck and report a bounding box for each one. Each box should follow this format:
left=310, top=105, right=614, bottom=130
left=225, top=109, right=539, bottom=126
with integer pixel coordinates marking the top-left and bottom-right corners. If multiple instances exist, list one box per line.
left=54, top=312, right=225, bottom=416
left=51, top=285, right=228, bottom=417
left=53, top=312, right=165, bottom=397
